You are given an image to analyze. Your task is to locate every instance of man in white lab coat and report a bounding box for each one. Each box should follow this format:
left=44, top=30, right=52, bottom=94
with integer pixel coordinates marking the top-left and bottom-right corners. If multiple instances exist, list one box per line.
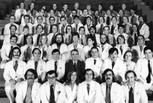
left=16, top=69, right=41, bottom=103
left=39, top=70, right=66, bottom=103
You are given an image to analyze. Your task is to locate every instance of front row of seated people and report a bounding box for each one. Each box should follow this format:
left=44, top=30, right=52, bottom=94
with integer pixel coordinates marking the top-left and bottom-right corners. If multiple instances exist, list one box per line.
left=3, top=46, right=151, bottom=103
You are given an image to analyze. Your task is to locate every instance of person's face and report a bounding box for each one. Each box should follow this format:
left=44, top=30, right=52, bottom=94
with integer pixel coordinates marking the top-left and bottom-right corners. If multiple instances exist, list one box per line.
left=98, top=4, right=102, bottom=10
left=132, top=25, right=137, bottom=31
left=41, top=36, right=47, bottom=44
left=91, top=48, right=99, bottom=58
left=125, top=52, right=132, bottom=61
left=74, top=18, right=79, bottom=24
left=137, top=36, right=145, bottom=46
left=52, top=25, right=58, bottom=33
left=52, top=52, right=60, bottom=60
left=10, top=26, right=16, bottom=34
left=67, top=26, right=72, bottom=33
left=37, top=17, right=43, bottom=24
left=24, top=16, right=30, bottom=23
left=112, top=17, right=117, bottom=24
left=90, top=27, right=95, bottom=35
left=86, top=18, right=92, bottom=25
left=26, top=36, right=32, bottom=44
left=100, top=35, right=107, bottom=44
left=23, top=28, right=29, bottom=34
left=10, top=37, right=17, bottom=45
left=110, top=5, right=113, bottom=10
left=85, top=70, right=93, bottom=82
left=79, top=28, right=85, bottom=35
left=61, top=17, right=66, bottom=25
left=126, top=72, right=135, bottom=86
left=30, top=3, right=34, bottom=9
left=106, top=10, right=111, bottom=15
left=139, top=17, right=144, bottom=23
left=73, top=35, right=79, bottom=43
left=110, top=51, right=118, bottom=61
left=71, top=72, right=77, bottom=83
left=56, top=35, right=62, bottom=43
left=47, top=73, right=56, bottom=85
left=13, top=49, right=20, bottom=59
left=145, top=49, right=153, bottom=59
left=10, top=16, right=15, bottom=23
left=36, top=25, right=43, bottom=33
left=63, top=4, right=68, bottom=10
left=74, top=3, right=79, bottom=9
left=50, top=10, right=54, bottom=16
left=118, top=27, right=124, bottom=34
left=53, top=4, right=57, bottom=10
left=103, top=27, right=110, bottom=35
left=86, top=5, right=91, bottom=10
left=118, top=36, right=124, bottom=44
left=99, top=17, right=104, bottom=23
left=20, top=3, right=24, bottom=9
left=26, top=71, right=35, bottom=81
left=122, top=4, right=126, bottom=10
left=33, top=49, right=41, bottom=60
left=87, top=38, right=94, bottom=46
left=49, top=17, right=55, bottom=24
left=105, top=71, right=113, bottom=84
left=71, top=51, right=79, bottom=60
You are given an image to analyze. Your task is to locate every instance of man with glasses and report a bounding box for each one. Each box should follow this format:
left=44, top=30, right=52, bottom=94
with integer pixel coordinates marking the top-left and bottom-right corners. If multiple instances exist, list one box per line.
left=39, top=70, right=66, bottom=103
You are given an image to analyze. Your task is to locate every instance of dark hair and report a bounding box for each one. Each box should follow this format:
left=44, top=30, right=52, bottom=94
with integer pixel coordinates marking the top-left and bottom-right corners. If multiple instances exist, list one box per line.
left=108, top=47, right=118, bottom=55
left=101, top=68, right=116, bottom=83
left=49, top=16, right=55, bottom=21
left=123, top=50, right=133, bottom=60
left=24, top=15, right=30, bottom=19
left=25, top=34, right=33, bottom=45
left=84, top=68, right=95, bottom=79
left=46, top=70, right=58, bottom=78
left=144, top=46, right=153, bottom=54
left=24, top=69, right=38, bottom=79
left=54, top=33, right=64, bottom=44
left=79, top=26, right=85, bottom=31
left=72, top=32, right=80, bottom=38
left=9, top=24, right=17, bottom=31
left=117, top=35, right=125, bottom=44
left=65, top=71, right=78, bottom=85
left=52, top=49, right=60, bottom=54
left=36, top=24, right=44, bottom=30
left=65, top=25, right=72, bottom=33
left=71, top=49, right=79, bottom=55
left=37, top=15, right=43, bottom=20
left=137, top=35, right=145, bottom=43
left=125, top=70, right=137, bottom=80
left=32, top=48, right=41, bottom=54
left=10, top=47, right=21, bottom=59
left=10, top=35, right=18, bottom=41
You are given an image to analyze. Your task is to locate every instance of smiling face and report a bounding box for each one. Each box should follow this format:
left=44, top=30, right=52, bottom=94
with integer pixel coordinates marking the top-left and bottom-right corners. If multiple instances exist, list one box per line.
left=105, top=71, right=113, bottom=84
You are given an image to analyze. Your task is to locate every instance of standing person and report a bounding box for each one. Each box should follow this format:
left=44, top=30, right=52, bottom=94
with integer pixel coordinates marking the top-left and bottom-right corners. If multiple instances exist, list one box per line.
left=101, top=69, right=124, bottom=103
left=65, top=71, right=78, bottom=103
left=123, top=70, right=148, bottom=103
left=39, top=70, right=66, bottom=103
left=3, top=47, right=27, bottom=103
left=16, top=69, right=40, bottom=103
left=77, top=69, right=105, bottom=103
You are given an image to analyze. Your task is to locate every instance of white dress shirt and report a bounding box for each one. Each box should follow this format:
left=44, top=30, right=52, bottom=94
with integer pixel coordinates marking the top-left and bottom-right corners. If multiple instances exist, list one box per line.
left=16, top=80, right=41, bottom=103
left=77, top=80, right=105, bottom=103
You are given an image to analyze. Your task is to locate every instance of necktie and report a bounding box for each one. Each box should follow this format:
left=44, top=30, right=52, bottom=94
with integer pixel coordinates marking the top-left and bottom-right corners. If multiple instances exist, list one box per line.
left=9, top=46, right=13, bottom=59
left=111, top=25, right=114, bottom=34
left=25, top=46, right=31, bottom=62
left=140, top=46, right=143, bottom=52
left=14, top=60, right=18, bottom=71
left=112, top=61, right=115, bottom=69
left=87, top=84, right=90, bottom=95
left=24, top=83, right=33, bottom=103
left=50, top=85, right=55, bottom=103
left=106, top=84, right=111, bottom=103
left=120, top=45, right=123, bottom=54
left=73, top=62, right=77, bottom=71
left=106, top=16, right=110, bottom=25
left=94, top=59, right=96, bottom=65
left=129, top=87, right=134, bottom=103
left=146, top=60, right=152, bottom=83
left=54, top=61, right=57, bottom=73
left=34, top=61, right=38, bottom=72
left=75, top=24, right=78, bottom=32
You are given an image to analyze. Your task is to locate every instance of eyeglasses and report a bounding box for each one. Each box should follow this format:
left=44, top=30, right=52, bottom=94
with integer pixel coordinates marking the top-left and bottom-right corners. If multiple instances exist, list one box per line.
left=48, top=76, right=56, bottom=80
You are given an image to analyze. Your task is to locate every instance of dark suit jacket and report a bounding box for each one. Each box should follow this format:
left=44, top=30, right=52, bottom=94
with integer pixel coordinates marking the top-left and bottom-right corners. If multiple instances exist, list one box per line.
left=63, top=59, right=85, bottom=83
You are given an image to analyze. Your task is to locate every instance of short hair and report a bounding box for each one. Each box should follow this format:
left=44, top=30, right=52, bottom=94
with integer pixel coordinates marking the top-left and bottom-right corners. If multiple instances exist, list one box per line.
left=71, top=49, right=79, bottom=55
left=117, top=35, right=125, bottom=44
left=52, top=49, right=60, bottom=54
left=32, top=48, right=41, bottom=54
left=46, top=70, right=57, bottom=78
left=25, top=34, right=33, bottom=44
left=37, top=15, right=43, bottom=20
left=60, top=16, right=66, bottom=20
left=36, top=24, right=44, bottom=30
left=23, top=25, right=29, bottom=30
left=9, top=24, right=17, bottom=31
left=125, top=70, right=137, bottom=80
left=144, top=46, right=153, bottom=53
left=137, top=35, right=145, bottom=42
left=72, top=32, right=80, bottom=38
left=109, top=47, right=118, bottom=55
left=10, top=35, right=18, bottom=41
left=89, top=26, right=96, bottom=31
left=79, top=26, right=85, bottom=31
left=49, top=16, right=55, bottom=21
left=24, top=69, right=38, bottom=79
left=91, top=46, right=99, bottom=52
left=65, top=25, right=72, bottom=33
left=73, top=15, right=79, bottom=20
left=24, top=14, right=30, bottom=19
left=101, top=68, right=116, bottom=82
left=85, top=68, right=95, bottom=79
left=10, top=47, right=21, bottom=59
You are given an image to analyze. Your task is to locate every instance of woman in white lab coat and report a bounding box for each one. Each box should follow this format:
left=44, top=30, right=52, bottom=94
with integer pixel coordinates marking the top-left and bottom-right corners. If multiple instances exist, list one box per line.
left=64, top=71, right=78, bottom=103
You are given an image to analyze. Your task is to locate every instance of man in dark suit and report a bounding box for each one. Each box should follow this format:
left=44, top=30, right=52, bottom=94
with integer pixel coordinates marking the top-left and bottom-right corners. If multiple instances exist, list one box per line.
left=63, top=49, right=85, bottom=83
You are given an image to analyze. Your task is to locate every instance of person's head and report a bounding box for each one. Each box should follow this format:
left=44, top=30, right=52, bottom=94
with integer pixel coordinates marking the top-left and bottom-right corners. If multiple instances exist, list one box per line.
left=55, top=33, right=64, bottom=44
left=20, top=2, right=25, bottom=9
left=102, top=69, right=116, bottom=84
left=117, top=35, right=125, bottom=44
left=66, top=71, right=77, bottom=85
left=32, top=48, right=41, bottom=60
left=100, top=34, right=108, bottom=44
left=144, top=46, right=153, bottom=60
left=79, top=26, right=85, bottom=35
left=24, top=69, right=38, bottom=80
left=125, top=70, right=137, bottom=86
left=11, top=47, right=21, bottom=59
left=123, top=50, right=133, bottom=62
left=52, top=24, right=58, bottom=33
left=30, top=2, right=35, bottom=9
left=123, top=16, right=129, bottom=24
left=24, top=15, right=30, bottom=23
left=98, top=4, right=102, bottom=10
left=66, top=25, right=72, bottom=33
left=86, top=16, right=92, bottom=25
left=73, top=15, right=80, bottom=24
left=52, top=49, right=60, bottom=60
left=109, top=47, right=118, bottom=61
left=103, top=26, right=110, bottom=35
left=85, top=69, right=94, bottom=82
left=72, top=32, right=79, bottom=43
left=36, top=24, right=43, bottom=34
left=111, top=16, right=117, bottom=24
left=40, top=34, right=48, bottom=45
left=37, top=15, right=43, bottom=24
left=118, top=25, right=125, bottom=34
left=132, top=24, right=138, bottom=32
left=121, top=3, right=126, bottom=10
left=23, top=25, right=29, bottom=34
left=49, top=16, right=55, bottom=24
left=53, top=4, right=57, bottom=10
left=60, top=16, right=67, bottom=25
left=10, top=24, right=17, bottom=35
left=137, top=35, right=145, bottom=46
left=63, top=4, right=68, bottom=10
left=90, top=47, right=99, bottom=58
left=89, top=26, right=96, bottom=35
left=46, top=70, right=57, bottom=85
left=109, top=5, right=114, bottom=10
left=87, top=36, right=94, bottom=46
left=98, top=16, right=105, bottom=24
left=25, top=34, right=33, bottom=45
left=10, top=35, right=18, bottom=45
left=9, top=15, right=15, bottom=23
left=138, top=16, right=144, bottom=24
left=71, top=49, right=79, bottom=61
